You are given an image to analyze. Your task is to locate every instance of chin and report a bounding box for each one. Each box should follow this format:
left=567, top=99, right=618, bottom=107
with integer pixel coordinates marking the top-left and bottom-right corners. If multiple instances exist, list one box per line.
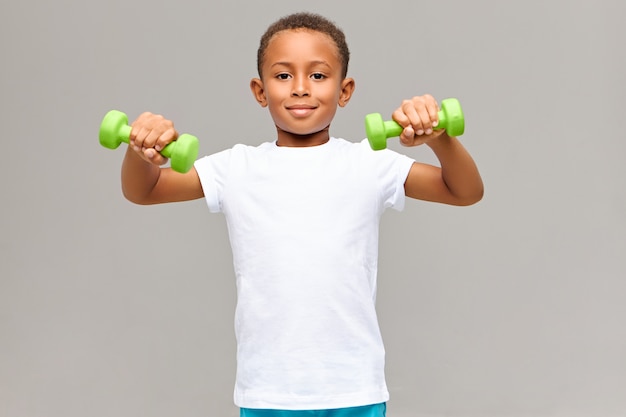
left=278, top=127, right=325, bottom=137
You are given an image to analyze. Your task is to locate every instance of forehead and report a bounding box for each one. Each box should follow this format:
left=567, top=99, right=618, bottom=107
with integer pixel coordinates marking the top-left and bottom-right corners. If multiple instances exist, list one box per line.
left=264, top=29, right=340, bottom=66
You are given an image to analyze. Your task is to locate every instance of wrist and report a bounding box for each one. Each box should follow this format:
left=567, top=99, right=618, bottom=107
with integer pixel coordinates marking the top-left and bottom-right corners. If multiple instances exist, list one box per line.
left=426, top=131, right=452, bottom=150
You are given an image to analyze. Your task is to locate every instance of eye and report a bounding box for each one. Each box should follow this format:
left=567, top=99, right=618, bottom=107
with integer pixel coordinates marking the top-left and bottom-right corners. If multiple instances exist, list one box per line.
left=276, top=73, right=291, bottom=80
left=311, top=73, right=326, bottom=80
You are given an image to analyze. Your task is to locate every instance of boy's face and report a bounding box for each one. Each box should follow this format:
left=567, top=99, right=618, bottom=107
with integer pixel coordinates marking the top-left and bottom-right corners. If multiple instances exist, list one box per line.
left=250, top=29, right=354, bottom=147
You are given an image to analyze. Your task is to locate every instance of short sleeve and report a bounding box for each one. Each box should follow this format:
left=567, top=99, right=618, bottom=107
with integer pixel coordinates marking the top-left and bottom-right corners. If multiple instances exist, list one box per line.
left=194, top=148, right=233, bottom=213
left=359, top=139, right=414, bottom=212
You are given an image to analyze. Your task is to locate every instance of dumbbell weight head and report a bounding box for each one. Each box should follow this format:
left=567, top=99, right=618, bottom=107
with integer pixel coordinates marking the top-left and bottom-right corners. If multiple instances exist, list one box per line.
left=364, top=113, right=403, bottom=151
left=438, top=98, right=464, bottom=137
left=99, top=110, right=131, bottom=149
left=165, top=134, right=199, bottom=173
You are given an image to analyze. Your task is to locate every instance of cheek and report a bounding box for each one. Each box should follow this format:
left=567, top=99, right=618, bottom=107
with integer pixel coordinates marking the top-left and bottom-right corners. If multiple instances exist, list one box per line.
left=324, top=83, right=344, bottom=103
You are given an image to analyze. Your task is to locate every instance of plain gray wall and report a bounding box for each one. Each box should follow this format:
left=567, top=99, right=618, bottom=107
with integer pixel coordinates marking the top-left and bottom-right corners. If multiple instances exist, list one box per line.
left=1, top=0, right=625, bottom=416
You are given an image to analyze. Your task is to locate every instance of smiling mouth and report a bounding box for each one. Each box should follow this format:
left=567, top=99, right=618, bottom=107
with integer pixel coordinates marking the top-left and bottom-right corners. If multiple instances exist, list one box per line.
left=287, top=105, right=317, bottom=117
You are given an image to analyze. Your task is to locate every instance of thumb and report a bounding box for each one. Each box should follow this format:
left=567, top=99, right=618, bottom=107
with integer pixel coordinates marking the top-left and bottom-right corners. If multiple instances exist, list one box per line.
left=399, top=126, right=415, bottom=146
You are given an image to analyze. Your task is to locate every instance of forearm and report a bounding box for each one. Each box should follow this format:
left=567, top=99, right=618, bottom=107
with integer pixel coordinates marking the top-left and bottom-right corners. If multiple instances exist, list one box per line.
left=427, top=133, right=484, bottom=205
left=121, top=147, right=162, bottom=204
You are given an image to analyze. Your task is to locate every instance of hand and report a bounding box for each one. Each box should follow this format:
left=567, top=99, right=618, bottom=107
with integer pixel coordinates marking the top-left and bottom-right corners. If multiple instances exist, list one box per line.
left=392, top=94, right=448, bottom=147
left=129, top=112, right=178, bottom=166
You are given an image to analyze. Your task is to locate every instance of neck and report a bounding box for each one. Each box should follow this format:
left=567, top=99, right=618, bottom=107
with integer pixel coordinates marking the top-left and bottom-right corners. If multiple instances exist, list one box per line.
left=275, top=126, right=330, bottom=147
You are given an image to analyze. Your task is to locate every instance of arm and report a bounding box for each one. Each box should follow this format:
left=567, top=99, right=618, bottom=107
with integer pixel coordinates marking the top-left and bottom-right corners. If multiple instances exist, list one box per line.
left=403, top=133, right=483, bottom=206
left=121, top=112, right=204, bottom=205
left=394, top=95, right=484, bottom=206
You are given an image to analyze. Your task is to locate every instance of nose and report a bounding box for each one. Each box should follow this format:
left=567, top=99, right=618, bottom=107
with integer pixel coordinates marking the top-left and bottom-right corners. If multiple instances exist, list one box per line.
left=291, top=75, right=310, bottom=97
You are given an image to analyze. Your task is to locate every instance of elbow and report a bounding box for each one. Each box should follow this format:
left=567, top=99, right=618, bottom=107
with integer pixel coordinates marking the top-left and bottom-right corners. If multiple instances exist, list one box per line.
left=459, top=175, right=485, bottom=206
left=123, top=192, right=146, bottom=205
left=456, top=185, right=484, bottom=206
left=122, top=186, right=153, bottom=205
left=459, top=194, right=483, bottom=206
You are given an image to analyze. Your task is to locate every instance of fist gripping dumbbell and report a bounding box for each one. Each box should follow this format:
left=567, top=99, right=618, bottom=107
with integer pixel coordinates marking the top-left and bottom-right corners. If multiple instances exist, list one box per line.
left=365, top=98, right=465, bottom=151
left=99, top=110, right=199, bottom=173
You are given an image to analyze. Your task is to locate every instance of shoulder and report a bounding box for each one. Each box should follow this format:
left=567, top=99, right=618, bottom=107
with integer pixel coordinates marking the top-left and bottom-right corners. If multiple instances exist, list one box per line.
left=333, top=137, right=414, bottom=165
left=197, top=141, right=272, bottom=162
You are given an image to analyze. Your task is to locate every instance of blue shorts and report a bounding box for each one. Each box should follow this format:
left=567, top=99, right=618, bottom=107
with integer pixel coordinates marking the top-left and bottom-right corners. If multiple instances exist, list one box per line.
left=240, top=403, right=386, bottom=417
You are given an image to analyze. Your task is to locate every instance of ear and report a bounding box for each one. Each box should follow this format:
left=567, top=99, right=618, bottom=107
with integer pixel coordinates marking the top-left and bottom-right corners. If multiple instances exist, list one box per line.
left=250, top=78, right=267, bottom=107
left=338, top=78, right=355, bottom=107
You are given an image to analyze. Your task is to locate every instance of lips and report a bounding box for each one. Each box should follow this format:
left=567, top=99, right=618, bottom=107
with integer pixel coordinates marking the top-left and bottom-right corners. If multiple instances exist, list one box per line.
left=286, top=104, right=317, bottom=117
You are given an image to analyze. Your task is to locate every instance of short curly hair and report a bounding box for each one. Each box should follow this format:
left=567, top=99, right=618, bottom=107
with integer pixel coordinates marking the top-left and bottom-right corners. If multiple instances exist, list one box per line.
left=256, top=12, right=350, bottom=79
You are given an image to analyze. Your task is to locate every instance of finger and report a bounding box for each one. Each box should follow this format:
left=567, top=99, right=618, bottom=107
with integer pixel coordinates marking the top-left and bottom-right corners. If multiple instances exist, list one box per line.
left=391, top=108, right=411, bottom=129
left=423, top=98, right=440, bottom=132
left=401, top=100, right=425, bottom=135
left=425, top=98, right=440, bottom=129
left=132, top=126, right=151, bottom=152
left=411, top=99, right=433, bottom=134
left=143, top=128, right=162, bottom=149
left=154, top=127, right=178, bottom=152
left=130, top=112, right=154, bottom=146
left=142, top=148, right=168, bottom=166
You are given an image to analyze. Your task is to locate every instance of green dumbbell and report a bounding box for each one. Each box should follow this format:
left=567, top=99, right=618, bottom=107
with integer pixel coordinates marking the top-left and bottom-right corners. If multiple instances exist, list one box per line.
left=99, top=110, right=199, bottom=173
left=365, top=98, right=465, bottom=151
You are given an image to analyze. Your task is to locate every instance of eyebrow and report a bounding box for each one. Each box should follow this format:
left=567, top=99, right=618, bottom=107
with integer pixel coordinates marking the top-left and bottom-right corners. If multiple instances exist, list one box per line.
left=270, top=60, right=332, bottom=69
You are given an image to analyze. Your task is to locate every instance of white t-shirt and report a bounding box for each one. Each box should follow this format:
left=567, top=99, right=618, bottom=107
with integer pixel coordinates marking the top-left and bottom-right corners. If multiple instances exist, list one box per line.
left=194, top=138, right=414, bottom=410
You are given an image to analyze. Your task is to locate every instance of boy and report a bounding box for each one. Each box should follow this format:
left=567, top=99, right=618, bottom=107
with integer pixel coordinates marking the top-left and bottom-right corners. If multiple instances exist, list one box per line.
left=121, top=12, right=483, bottom=417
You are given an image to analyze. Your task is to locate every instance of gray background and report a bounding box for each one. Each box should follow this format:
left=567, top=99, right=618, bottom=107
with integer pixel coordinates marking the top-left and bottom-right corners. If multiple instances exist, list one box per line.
left=1, top=0, right=625, bottom=416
